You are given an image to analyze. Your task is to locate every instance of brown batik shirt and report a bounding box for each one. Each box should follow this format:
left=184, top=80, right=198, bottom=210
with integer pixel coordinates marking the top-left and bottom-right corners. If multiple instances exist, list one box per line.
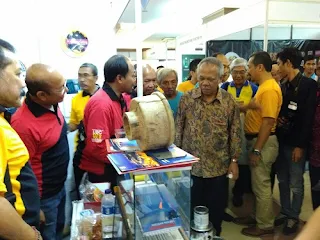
left=175, top=88, right=241, bottom=178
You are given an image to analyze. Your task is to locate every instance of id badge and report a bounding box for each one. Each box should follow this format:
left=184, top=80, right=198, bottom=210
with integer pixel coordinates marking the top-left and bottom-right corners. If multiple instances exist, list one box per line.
left=288, top=101, right=297, bottom=111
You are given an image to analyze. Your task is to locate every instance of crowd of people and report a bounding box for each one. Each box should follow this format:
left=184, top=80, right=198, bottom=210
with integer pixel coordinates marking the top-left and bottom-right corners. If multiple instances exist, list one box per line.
left=1, top=37, right=320, bottom=240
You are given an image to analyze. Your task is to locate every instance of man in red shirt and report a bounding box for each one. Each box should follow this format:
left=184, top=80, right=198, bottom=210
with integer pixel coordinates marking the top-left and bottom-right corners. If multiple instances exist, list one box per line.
left=78, top=55, right=135, bottom=189
left=12, top=64, right=69, bottom=240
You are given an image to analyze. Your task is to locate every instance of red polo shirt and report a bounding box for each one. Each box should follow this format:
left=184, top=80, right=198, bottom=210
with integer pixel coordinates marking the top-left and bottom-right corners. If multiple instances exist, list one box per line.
left=11, top=95, right=69, bottom=199
left=79, top=84, right=128, bottom=175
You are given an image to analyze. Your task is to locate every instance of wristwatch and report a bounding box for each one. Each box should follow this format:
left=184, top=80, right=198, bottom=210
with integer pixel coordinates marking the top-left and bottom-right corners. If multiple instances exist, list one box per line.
left=232, top=158, right=238, bottom=163
left=252, top=149, right=261, bottom=156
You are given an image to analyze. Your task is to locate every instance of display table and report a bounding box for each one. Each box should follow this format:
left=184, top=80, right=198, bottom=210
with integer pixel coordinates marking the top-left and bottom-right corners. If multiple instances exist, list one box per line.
left=70, top=166, right=192, bottom=240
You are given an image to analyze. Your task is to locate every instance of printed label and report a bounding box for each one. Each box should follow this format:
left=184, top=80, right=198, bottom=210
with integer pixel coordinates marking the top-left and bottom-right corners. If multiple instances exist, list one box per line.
left=92, top=129, right=103, bottom=143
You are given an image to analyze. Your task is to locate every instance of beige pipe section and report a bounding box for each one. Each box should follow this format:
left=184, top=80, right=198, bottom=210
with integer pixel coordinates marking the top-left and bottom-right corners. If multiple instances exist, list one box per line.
left=123, top=92, right=175, bottom=151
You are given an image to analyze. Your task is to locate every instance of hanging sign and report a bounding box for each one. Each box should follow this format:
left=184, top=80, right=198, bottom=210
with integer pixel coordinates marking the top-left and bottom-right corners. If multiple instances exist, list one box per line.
left=62, top=30, right=89, bottom=58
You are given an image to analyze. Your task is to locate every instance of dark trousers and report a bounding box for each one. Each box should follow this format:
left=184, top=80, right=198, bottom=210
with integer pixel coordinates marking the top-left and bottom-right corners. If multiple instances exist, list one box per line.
left=40, top=188, right=66, bottom=240
left=74, top=165, right=85, bottom=200
left=309, top=164, right=320, bottom=210
left=87, top=164, right=119, bottom=193
left=191, top=175, right=228, bottom=236
left=232, top=165, right=252, bottom=197
left=276, top=144, right=306, bottom=220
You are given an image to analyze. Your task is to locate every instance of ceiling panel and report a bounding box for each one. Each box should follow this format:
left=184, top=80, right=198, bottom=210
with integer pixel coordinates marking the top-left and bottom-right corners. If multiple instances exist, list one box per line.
left=119, top=0, right=176, bottom=23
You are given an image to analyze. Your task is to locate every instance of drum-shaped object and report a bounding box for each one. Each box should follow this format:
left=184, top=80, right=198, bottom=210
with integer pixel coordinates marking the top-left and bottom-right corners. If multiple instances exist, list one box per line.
left=123, top=92, right=175, bottom=151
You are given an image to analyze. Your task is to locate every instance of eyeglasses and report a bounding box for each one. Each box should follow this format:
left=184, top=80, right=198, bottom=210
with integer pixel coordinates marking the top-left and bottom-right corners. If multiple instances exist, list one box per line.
left=78, top=73, right=95, bottom=78
left=232, top=70, right=246, bottom=75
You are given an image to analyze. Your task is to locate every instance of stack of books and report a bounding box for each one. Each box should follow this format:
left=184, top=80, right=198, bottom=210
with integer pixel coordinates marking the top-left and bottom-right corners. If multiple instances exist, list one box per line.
left=106, top=138, right=198, bottom=174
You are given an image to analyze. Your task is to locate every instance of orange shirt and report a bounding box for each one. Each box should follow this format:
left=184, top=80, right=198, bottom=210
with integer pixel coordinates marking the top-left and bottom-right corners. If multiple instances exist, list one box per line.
left=177, top=80, right=196, bottom=93
left=245, top=79, right=282, bottom=134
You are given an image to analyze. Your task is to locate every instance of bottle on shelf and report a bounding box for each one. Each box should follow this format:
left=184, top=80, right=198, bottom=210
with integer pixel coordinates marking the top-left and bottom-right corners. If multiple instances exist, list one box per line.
left=101, top=189, right=115, bottom=215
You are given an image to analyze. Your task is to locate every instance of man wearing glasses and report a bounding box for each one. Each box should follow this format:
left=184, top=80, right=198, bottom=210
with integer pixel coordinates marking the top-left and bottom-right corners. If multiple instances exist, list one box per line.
left=69, top=63, right=99, bottom=200
left=221, top=58, right=258, bottom=208
left=11, top=64, right=69, bottom=239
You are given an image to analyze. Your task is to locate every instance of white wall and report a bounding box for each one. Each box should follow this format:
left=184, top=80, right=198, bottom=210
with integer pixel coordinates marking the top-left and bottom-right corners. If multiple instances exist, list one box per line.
left=1, top=0, right=118, bottom=117
left=1, top=0, right=117, bottom=86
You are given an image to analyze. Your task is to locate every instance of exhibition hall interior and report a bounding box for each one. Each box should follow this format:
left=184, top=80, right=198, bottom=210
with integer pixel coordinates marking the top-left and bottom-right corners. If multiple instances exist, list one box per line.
left=1, top=0, right=320, bottom=239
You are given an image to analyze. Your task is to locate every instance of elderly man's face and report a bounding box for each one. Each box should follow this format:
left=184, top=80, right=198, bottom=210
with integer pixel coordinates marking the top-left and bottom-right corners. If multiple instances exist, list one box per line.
left=198, top=63, right=220, bottom=97
left=0, top=51, right=25, bottom=108
left=231, top=66, right=246, bottom=86
left=143, top=70, right=156, bottom=96
left=160, top=72, right=178, bottom=98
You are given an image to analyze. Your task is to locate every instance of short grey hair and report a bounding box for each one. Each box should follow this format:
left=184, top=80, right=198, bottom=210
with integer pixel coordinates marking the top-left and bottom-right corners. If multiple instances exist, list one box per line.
left=157, top=68, right=178, bottom=84
left=198, top=57, right=224, bottom=78
left=230, top=58, right=248, bottom=71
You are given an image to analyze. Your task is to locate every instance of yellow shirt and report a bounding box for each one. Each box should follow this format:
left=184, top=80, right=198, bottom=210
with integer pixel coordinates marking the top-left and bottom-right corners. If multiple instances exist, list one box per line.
left=0, top=113, right=40, bottom=225
left=157, top=86, right=164, bottom=93
left=177, top=80, right=196, bottom=93
left=245, top=79, right=282, bottom=134
left=69, top=91, right=91, bottom=151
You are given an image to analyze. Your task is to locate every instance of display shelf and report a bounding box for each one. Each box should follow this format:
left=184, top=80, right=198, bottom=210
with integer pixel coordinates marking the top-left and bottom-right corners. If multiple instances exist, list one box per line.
left=117, top=168, right=192, bottom=240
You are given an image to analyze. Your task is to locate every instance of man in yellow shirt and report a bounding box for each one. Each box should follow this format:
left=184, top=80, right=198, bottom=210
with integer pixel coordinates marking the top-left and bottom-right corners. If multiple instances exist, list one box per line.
left=0, top=39, right=42, bottom=239
left=237, top=51, right=282, bottom=237
left=177, top=58, right=202, bottom=93
left=69, top=63, right=99, bottom=199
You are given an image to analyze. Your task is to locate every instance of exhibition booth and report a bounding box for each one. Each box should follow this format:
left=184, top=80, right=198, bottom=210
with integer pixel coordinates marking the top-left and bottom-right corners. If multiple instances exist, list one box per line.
left=175, top=0, right=320, bottom=83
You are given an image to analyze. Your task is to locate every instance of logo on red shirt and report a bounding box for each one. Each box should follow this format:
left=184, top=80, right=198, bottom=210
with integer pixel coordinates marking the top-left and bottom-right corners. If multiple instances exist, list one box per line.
left=92, top=129, right=103, bottom=143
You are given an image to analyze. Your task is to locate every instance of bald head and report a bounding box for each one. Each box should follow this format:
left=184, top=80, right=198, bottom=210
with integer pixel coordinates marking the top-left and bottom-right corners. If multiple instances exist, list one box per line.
left=271, top=63, right=281, bottom=83
left=26, top=64, right=66, bottom=105
left=142, top=64, right=157, bottom=95
left=142, top=64, right=156, bottom=77
left=215, top=54, right=230, bottom=82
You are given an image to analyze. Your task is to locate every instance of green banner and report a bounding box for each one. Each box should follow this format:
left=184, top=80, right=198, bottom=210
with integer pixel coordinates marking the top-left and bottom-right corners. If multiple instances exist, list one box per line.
left=182, top=54, right=205, bottom=82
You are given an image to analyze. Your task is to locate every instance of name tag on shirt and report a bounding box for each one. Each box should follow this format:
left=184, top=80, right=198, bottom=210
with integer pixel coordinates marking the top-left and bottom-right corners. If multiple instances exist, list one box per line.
left=288, top=101, right=297, bottom=111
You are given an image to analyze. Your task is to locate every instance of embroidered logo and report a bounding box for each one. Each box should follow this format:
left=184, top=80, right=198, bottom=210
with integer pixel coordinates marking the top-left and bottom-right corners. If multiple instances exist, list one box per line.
left=92, top=129, right=103, bottom=143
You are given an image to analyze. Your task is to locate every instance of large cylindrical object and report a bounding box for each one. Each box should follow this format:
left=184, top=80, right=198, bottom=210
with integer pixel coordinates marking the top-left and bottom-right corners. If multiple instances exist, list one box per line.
left=123, top=92, right=175, bottom=151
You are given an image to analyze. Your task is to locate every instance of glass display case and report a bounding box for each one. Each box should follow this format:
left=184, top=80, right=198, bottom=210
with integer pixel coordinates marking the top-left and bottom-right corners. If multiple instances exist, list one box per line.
left=115, top=166, right=192, bottom=240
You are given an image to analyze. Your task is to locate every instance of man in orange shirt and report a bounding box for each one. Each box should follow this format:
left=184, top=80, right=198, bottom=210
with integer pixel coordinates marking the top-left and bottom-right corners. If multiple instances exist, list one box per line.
left=236, top=52, right=282, bottom=237
left=177, top=58, right=202, bottom=93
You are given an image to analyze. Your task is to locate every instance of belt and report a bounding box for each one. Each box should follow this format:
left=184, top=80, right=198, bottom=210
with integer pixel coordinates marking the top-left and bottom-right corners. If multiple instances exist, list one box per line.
left=245, top=132, right=276, bottom=140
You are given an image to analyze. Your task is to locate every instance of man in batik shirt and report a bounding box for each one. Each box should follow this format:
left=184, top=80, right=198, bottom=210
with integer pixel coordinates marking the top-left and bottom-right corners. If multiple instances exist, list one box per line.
left=175, top=57, right=241, bottom=236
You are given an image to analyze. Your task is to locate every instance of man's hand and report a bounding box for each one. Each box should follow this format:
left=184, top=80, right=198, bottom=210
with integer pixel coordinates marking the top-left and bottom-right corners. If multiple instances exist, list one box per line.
left=249, top=152, right=261, bottom=167
left=240, top=99, right=261, bottom=112
left=68, top=123, right=78, bottom=132
left=228, top=162, right=239, bottom=180
left=40, top=210, right=45, bottom=225
left=247, top=99, right=261, bottom=110
left=292, top=147, right=304, bottom=162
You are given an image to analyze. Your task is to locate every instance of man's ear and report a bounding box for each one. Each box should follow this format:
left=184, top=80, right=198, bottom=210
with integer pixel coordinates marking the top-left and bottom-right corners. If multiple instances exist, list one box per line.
left=36, top=91, right=47, bottom=101
left=115, top=74, right=123, bottom=83
left=286, top=59, right=293, bottom=68
left=257, top=64, right=264, bottom=72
